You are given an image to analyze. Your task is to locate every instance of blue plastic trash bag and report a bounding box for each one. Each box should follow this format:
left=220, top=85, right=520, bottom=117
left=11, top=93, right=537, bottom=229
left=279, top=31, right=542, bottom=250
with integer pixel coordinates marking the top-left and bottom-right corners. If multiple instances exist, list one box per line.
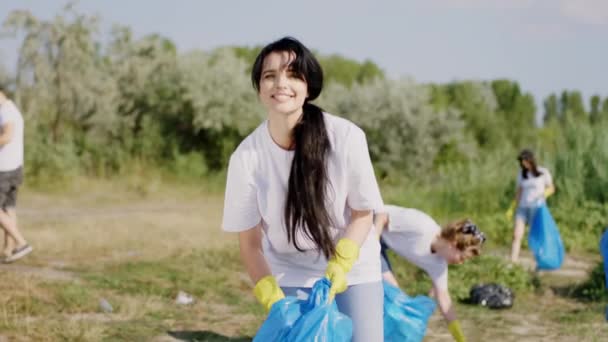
left=600, top=229, right=608, bottom=321
left=253, top=278, right=353, bottom=342
left=253, top=296, right=303, bottom=341
left=383, top=281, right=437, bottom=342
left=528, top=204, right=565, bottom=270
left=600, top=229, right=608, bottom=289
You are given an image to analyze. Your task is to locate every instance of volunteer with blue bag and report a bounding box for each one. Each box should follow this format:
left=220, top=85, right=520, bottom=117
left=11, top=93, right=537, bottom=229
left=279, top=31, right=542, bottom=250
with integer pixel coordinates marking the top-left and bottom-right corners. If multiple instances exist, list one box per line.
left=221, top=37, right=384, bottom=341
left=374, top=206, right=486, bottom=342
left=505, top=149, right=555, bottom=263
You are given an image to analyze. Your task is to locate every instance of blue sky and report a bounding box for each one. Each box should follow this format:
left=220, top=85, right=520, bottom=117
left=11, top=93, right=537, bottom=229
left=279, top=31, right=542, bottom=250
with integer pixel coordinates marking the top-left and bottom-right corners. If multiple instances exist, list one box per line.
left=1, top=0, right=607, bottom=112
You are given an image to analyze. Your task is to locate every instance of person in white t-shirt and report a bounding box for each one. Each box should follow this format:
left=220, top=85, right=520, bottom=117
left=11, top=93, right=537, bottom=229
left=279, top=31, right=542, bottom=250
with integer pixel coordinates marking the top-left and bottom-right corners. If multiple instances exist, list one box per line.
left=505, top=149, right=555, bottom=263
left=0, top=85, right=32, bottom=263
left=221, top=37, right=384, bottom=341
left=374, top=205, right=486, bottom=342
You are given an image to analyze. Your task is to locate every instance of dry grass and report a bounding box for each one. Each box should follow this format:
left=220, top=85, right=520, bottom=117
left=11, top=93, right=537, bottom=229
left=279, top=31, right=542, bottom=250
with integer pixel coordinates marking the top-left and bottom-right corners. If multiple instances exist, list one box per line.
left=0, top=178, right=606, bottom=341
left=1, top=179, right=255, bottom=341
left=18, top=179, right=234, bottom=267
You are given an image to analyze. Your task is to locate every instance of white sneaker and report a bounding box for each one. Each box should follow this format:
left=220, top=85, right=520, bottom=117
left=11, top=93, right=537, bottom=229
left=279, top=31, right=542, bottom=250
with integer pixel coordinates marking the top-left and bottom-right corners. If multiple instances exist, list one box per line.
left=3, top=244, right=33, bottom=263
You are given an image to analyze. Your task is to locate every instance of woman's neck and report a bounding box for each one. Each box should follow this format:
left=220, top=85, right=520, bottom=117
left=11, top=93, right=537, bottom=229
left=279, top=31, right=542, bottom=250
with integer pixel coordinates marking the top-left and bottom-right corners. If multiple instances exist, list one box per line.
left=430, top=235, right=446, bottom=254
left=267, top=110, right=303, bottom=150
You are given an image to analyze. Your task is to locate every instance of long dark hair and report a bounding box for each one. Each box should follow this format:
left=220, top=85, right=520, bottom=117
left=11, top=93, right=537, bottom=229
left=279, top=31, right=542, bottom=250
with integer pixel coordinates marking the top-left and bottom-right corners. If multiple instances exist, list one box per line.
left=251, top=37, right=335, bottom=258
left=518, top=149, right=542, bottom=179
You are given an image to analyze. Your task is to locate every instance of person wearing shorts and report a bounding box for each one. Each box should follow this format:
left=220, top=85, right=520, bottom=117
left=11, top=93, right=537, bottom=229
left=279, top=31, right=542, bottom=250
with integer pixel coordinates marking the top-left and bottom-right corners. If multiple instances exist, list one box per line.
left=506, top=149, right=555, bottom=263
left=0, top=85, right=32, bottom=263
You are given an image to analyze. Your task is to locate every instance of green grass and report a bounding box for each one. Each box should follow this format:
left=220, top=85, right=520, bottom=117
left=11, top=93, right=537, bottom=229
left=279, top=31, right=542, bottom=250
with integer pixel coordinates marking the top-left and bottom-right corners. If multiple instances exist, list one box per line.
left=387, top=252, right=534, bottom=301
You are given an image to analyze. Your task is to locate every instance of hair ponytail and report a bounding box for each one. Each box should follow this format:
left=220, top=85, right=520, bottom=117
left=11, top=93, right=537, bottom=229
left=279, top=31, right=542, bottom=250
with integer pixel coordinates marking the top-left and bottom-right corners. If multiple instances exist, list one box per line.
left=285, top=102, right=335, bottom=258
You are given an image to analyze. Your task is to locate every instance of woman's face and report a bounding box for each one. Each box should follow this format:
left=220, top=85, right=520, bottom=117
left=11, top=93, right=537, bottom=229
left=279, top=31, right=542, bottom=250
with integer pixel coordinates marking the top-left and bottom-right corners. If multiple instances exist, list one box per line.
left=442, top=243, right=478, bottom=265
left=258, top=51, right=308, bottom=118
left=520, top=159, right=532, bottom=170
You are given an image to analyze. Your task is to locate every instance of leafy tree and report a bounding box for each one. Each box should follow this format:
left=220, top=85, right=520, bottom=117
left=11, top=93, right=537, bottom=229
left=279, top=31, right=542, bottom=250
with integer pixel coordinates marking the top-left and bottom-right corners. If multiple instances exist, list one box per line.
left=440, top=81, right=507, bottom=149
left=178, top=48, right=265, bottom=169
left=491, top=79, right=536, bottom=144
left=491, top=79, right=521, bottom=113
left=590, top=95, right=601, bottom=123
left=320, top=78, right=472, bottom=179
left=106, top=26, right=181, bottom=159
left=0, top=61, right=10, bottom=88
left=560, top=90, right=586, bottom=122
left=356, top=59, right=384, bottom=84
left=543, top=94, right=559, bottom=124
left=2, top=4, right=117, bottom=141
left=318, top=54, right=384, bottom=87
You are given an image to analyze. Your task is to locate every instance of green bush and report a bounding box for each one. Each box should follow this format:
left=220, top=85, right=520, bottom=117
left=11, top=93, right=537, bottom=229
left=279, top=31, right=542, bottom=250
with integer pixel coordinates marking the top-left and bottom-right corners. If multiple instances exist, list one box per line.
left=569, top=262, right=608, bottom=302
left=388, top=253, right=534, bottom=301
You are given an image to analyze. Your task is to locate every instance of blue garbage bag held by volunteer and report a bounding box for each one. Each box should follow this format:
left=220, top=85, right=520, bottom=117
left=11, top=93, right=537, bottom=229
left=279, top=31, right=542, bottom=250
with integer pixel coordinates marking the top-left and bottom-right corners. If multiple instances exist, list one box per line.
left=600, top=229, right=608, bottom=321
left=383, top=281, right=437, bottom=342
left=253, top=278, right=353, bottom=342
left=528, top=203, right=565, bottom=270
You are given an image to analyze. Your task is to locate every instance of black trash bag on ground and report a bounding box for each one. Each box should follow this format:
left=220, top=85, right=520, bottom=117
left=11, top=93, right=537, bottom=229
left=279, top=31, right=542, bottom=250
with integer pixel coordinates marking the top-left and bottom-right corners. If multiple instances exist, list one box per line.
left=468, top=283, right=514, bottom=309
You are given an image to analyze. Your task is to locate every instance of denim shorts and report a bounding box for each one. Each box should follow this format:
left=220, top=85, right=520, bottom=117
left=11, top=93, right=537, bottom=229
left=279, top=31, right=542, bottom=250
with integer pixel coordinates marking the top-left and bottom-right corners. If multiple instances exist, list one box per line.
left=515, top=206, right=539, bottom=226
left=0, top=167, right=23, bottom=210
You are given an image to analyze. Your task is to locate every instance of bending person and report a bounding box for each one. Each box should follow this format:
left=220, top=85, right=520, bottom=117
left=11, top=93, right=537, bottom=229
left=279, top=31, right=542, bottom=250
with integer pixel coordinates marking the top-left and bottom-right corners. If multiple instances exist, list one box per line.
left=375, top=205, right=486, bottom=342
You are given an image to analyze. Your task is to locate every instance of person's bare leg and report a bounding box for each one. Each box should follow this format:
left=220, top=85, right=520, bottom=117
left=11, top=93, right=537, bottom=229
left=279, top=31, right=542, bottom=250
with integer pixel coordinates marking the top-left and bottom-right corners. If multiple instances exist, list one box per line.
left=5, top=208, right=17, bottom=253
left=3, top=231, right=15, bottom=257
left=382, top=271, right=400, bottom=287
left=0, top=208, right=26, bottom=248
left=510, top=217, right=526, bottom=263
left=3, top=231, right=10, bottom=257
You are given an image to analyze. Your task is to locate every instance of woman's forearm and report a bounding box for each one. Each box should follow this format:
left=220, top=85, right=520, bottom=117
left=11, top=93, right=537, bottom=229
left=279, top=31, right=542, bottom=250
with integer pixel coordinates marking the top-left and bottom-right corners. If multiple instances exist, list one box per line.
left=238, top=224, right=272, bottom=283
left=437, top=288, right=457, bottom=322
left=344, top=209, right=374, bottom=246
left=0, top=123, right=13, bottom=146
left=373, top=212, right=388, bottom=237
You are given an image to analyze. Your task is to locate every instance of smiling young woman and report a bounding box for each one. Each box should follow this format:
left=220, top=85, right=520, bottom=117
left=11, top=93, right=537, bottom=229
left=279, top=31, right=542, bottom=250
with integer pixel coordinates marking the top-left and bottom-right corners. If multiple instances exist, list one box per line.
left=222, top=37, right=384, bottom=341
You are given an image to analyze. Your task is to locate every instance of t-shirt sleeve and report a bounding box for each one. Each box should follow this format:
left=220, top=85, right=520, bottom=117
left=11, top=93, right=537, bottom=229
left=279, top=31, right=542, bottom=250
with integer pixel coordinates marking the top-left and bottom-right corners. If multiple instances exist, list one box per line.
left=0, top=105, right=15, bottom=125
left=345, top=126, right=383, bottom=211
left=221, top=151, right=261, bottom=232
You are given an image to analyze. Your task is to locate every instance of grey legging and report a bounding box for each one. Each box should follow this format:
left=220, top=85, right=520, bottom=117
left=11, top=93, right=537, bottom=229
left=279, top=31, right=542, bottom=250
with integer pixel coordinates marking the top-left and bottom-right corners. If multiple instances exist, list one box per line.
left=282, top=280, right=383, bottom=342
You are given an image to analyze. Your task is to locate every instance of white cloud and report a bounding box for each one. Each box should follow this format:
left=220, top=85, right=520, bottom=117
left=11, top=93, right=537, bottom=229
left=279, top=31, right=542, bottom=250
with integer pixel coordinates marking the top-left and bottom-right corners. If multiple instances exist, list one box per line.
left=560, top=0, right=608, bottom=25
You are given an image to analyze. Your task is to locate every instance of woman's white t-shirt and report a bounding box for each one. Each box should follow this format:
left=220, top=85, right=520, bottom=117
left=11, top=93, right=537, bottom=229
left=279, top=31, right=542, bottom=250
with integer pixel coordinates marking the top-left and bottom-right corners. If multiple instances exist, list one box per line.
left=0, top=100, right=24, bottom=172
left=379, top=205, right=448, bottom=291
left=516, top=167, right=553, bottom=208
left=222, top=112, right=383, bottom=287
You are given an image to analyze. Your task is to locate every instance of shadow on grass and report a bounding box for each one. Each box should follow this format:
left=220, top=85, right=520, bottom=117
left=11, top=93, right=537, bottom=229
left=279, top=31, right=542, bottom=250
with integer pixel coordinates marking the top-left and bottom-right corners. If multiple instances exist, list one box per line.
left=550, top=261, right=608, bottom=303
left=168, top=330, right=252, bottom=342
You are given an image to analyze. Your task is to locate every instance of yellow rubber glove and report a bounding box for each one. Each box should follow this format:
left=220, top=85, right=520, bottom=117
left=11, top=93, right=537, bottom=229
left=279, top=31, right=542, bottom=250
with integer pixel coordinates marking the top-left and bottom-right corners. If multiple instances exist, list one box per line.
left=505, top=200, right=516, bottom=221
left=544, top=188, right=553, bottom=199
left=448, top=320, right=466, bottom=342
left=325, top=238, right=360, bottom=301
left=253, top=275, right=285, bottom=312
